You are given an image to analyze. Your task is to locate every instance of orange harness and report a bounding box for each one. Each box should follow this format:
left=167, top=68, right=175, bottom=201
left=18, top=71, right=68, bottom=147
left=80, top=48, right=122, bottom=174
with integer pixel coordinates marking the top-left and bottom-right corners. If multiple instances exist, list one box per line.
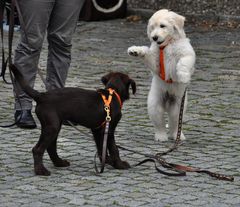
left=159, top=46, right=173, bottom=83
left=101, top=88, right=122, bottom=110
left=97, top=88, right=122, bottom=128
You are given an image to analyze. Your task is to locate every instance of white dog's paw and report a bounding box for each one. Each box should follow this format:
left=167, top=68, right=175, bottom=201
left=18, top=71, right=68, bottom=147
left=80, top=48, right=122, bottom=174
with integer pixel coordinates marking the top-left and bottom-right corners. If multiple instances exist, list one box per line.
left=128, top=46, right=145, bottom=57
left=180, top=132, right=186, bottom=140
left=155, top=132, right=168, bottom=142
left=177, top=71, right=191, bottom=83
left=174, top=132, right=186, bottom=141
left=170, top=132, right=186, bottom=141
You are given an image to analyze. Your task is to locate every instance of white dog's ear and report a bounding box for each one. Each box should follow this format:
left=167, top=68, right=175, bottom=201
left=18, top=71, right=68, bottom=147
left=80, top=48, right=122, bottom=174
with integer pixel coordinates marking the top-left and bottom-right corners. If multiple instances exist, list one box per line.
left=175, top=14, right=185, bottom=29
left=147, top=19, right=152, bottom=39
left=172, top=13, right=185, bottom=35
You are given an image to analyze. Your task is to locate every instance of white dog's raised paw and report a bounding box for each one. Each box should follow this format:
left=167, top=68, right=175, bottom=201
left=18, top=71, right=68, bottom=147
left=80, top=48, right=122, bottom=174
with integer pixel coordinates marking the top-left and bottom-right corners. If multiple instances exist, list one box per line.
left=127, top=46, right=145, bottom=57
left=155, top=132, right=168, bottom=142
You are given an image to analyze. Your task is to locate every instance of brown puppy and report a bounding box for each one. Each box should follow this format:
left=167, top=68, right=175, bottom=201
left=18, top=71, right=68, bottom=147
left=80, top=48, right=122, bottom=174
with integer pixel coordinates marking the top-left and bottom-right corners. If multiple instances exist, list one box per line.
left=10, top=64, right=136, bottom=176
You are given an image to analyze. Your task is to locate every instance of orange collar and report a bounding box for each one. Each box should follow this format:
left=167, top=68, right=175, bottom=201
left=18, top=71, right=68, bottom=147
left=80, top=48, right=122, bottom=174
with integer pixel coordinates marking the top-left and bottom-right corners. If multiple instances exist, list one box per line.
left=101, top=88, right=122, bottom=109
left=159, top=46, right=173, bottom=83
left=96, top=88, right=122, bottom=129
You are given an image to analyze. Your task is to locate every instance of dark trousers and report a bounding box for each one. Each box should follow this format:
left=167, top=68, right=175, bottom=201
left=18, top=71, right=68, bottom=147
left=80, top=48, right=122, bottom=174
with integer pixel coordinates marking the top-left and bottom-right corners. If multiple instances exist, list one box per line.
left=14, top=0, right=85, bottom=110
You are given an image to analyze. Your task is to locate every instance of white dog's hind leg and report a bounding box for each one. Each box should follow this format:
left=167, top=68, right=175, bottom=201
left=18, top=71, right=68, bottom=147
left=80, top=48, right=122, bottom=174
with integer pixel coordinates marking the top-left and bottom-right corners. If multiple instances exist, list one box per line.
left=148, top=105, right=168, bottom=141
left=148, top=92, right=168, bottom=142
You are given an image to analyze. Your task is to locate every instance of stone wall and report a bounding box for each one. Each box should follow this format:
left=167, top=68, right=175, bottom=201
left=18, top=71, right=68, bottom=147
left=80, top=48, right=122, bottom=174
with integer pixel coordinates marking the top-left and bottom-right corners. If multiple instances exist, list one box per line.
left=127, top=0, right=240, bottom=17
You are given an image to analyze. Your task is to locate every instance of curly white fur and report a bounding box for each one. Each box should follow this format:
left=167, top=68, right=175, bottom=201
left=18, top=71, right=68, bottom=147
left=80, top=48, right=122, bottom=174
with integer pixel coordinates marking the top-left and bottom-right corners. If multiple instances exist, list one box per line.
left=128, top=9, right=196, bottom=141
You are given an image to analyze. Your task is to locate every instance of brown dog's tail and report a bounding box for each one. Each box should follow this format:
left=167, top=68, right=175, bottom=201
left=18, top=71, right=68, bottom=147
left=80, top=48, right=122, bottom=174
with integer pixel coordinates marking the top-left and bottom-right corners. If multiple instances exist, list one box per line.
left=10, top=64, right=41, bottom=101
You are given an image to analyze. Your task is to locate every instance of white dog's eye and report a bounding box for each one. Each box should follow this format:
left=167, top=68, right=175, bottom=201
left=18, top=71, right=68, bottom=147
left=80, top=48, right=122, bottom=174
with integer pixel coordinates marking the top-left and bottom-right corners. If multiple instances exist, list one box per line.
left=160, top=24, right=166, bottom=28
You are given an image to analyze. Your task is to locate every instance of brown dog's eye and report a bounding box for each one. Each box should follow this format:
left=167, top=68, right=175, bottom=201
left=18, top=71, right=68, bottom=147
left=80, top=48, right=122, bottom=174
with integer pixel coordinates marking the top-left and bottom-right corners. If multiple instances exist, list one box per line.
left=160, top=24, right=166, bottom=28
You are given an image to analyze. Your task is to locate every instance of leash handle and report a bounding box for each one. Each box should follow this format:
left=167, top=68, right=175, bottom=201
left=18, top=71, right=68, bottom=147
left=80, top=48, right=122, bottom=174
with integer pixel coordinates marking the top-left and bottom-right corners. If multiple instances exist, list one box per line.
left=200, top=171, right=234, bottom=182
left=168, top=163, right=234, bottom=182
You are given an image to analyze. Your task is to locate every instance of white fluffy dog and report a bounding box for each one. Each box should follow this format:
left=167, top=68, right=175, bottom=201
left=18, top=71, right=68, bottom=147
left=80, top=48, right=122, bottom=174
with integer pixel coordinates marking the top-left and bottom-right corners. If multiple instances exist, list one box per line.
left=128, top=9, right=195, bottom=141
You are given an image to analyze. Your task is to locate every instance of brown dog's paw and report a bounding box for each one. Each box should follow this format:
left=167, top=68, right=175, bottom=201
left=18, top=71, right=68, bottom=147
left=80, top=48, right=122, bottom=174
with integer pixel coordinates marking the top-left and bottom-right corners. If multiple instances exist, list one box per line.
left=105, top=156, right=114, bottom=166
left=114, top=160, right=131, bottom=169
left=53, top=159, right=70, bottom=167
left=34, top=165, right=51, bottom=176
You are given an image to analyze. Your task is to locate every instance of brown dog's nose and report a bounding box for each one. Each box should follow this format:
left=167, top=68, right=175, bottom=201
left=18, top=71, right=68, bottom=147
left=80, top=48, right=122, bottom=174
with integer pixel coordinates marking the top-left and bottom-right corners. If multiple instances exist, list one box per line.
left=152, top=36, right=158, bottom=41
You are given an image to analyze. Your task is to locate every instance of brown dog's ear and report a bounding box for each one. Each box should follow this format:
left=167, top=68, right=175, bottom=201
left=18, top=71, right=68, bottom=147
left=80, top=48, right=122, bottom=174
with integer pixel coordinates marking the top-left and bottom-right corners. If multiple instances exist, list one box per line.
left=129, top=79, right=136, bottom=95
left=101, top=73, right=111, bottom=85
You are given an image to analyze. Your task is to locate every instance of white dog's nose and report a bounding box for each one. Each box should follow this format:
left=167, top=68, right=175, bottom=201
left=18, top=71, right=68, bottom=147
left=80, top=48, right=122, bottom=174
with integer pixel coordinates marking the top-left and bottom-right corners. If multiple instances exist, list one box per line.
left=152, top=36, right=158, bottom=41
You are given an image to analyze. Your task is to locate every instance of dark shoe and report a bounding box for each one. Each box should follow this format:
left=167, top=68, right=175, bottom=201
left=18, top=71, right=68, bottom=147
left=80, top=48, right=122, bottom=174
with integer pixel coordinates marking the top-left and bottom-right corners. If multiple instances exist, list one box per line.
left=15, top=110, right=37, bottom=129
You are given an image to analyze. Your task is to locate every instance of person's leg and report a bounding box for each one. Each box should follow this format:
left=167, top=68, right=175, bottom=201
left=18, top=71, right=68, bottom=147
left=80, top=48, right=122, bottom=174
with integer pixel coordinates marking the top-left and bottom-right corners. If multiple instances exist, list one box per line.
left=14, top=0, right=54, bottom=128
left=46, top=0, right=85, bottom=90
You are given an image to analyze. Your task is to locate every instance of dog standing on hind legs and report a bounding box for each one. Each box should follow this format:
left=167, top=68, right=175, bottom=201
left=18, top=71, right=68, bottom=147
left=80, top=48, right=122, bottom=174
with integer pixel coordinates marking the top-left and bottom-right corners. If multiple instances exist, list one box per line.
left=128, top=9, right=195, bottom=141
left=10, top=64, right=136, bottom=176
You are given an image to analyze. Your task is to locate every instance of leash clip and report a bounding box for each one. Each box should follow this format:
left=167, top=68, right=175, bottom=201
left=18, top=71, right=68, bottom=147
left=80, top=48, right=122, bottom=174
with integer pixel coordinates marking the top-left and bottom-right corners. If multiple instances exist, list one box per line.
left=104, top=106, right=111, bottom=121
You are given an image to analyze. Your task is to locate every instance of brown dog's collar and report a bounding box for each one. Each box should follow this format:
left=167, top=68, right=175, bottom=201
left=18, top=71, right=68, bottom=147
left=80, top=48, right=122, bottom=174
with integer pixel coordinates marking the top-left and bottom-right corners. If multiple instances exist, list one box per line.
left=95, top=88, right=122, bottom=130
left=101, top=88, right=122, bottom=109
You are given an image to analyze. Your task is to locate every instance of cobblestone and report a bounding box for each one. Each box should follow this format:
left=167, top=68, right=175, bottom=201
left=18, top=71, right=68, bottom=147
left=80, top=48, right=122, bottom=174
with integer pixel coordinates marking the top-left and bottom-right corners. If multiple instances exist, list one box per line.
left=0, top=18, right=240, bottom=206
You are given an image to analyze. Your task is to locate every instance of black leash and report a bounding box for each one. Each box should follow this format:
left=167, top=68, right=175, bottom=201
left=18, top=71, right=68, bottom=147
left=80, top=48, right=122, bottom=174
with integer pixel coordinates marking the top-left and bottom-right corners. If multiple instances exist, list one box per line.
left=0, top=0, right=23, bottom=127
left=0, top=0, right=9, bottom=83
left=94, top=121, right=110, bottom=174
left=94, top=90, right=117, bottom=174
left=117, top=145, right=186, bottom=176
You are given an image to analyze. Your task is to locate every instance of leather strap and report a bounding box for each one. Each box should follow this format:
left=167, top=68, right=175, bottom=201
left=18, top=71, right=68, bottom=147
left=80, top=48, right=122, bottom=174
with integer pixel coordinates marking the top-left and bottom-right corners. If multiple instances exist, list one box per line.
left=0, top=0, right=23, bottom=127
left=0, top=0, right=9, bottom=83
left=118, top=145, right=234, bottom=181
left=117, top=145, right=186, bottom=176
left=157, top=88, right=187, bottom=156
left=94, top=121, right=110, bottom=174
left=94, top=88, right=122, bottom=174
left=166, top=163, right=234, bottom=182
left=135, top=158, right=186, bottom=176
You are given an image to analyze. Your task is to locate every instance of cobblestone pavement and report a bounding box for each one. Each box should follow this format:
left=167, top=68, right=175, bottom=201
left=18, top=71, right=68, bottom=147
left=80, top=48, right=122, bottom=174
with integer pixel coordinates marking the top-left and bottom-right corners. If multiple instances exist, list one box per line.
left=0, top=18, right=240, bottom=207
